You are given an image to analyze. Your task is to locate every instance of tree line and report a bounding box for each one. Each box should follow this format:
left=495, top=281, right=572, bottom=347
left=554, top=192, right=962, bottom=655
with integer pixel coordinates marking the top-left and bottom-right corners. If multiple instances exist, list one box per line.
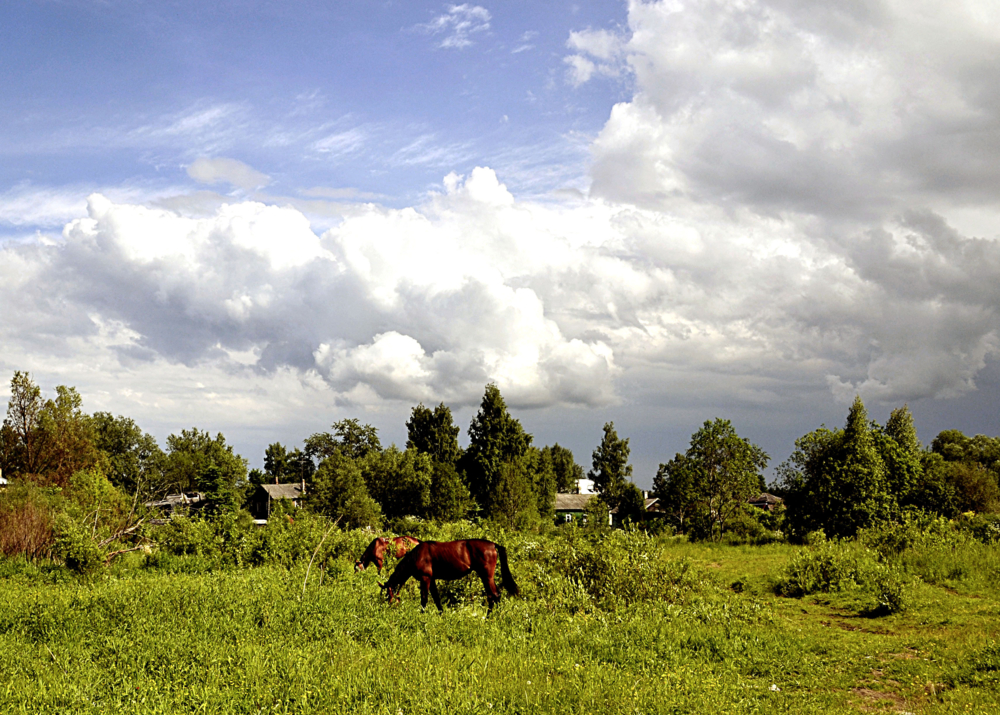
left=2, top=371, right=999, bottom=546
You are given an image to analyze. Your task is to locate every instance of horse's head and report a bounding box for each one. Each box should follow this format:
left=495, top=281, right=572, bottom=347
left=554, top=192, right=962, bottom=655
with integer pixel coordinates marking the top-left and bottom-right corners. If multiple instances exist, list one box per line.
left=354, top=560, right=365, bottom=572
left=379, top=582, right=397, bottom=604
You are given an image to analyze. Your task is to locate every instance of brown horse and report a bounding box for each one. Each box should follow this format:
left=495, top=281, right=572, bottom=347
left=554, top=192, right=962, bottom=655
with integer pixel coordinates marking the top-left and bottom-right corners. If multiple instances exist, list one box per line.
left=380, top=539, right=518, bottom=613
left=355, top=535, right=421, bottom=573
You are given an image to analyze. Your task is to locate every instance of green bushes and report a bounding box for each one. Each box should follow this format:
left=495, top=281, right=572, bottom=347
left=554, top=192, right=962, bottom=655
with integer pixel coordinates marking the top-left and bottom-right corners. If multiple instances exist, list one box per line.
left=776, top=539, right=911, bottom=615
left=52, top=513, right=105, bottom=574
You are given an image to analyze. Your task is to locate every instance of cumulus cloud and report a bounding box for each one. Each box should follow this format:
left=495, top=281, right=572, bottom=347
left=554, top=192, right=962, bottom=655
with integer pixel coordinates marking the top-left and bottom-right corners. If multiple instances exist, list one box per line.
left=5, top=0, right=1000, bottom=440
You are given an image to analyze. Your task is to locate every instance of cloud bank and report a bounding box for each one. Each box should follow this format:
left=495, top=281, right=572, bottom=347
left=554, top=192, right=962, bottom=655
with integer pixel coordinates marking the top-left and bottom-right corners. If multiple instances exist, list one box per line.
left=3, top=0, right=1000, bottom=443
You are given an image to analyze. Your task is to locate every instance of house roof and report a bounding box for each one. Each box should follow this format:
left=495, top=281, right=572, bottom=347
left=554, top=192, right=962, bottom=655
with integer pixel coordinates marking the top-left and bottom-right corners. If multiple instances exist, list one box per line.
left=554, top=493, right=594, bottom=511
left=260, top=483, right=304, bottom=500
left=748, top=492, right=783, bottom=505
left=145, top=492, right=204, bottom=509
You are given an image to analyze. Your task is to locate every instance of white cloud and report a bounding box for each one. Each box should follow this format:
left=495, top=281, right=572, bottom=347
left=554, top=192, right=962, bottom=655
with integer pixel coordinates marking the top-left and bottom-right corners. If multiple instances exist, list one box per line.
left=186, top=157, right=270, bottom=190
left=7, top=0, right=1000, bottom=461
left=564, top=27, right=628, bottom=85
left=311, top=128, right=368, bottom=156
left=416, top=4, right=492, bottom=49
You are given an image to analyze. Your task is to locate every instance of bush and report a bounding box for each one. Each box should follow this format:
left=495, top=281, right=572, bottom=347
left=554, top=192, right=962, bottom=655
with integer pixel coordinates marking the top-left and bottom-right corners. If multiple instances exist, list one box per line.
left=558, top=529, right=716, bottom=610
left=52, top=513, right=104, bottom=575
left=956, top=512, right=1000, bottom=544
left=151, top=512, right=220, bottom=558
left=776, top=539, right=911, bottom=615
left=0, top=485, right=58, bottom=560
left=721, top=505, right=784, bottom=545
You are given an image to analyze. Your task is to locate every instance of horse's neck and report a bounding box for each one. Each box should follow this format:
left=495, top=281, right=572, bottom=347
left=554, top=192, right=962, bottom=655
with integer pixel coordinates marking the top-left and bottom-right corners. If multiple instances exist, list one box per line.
left=386, top=563, right=412, bottom=589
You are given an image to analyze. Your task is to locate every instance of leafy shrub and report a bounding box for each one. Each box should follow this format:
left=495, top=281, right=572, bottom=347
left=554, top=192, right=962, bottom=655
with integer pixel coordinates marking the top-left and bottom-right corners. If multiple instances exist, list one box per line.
left=956, top=512, right=1000, bottom=544
left=151, top=513, right=220, bottom=558
left=776, top=540, right=910, bottom=615
left=721, top=505, right=784, bottom=545
left=52, top=513, right=104, bottom=575
left=857, top=512, right=956, bottom=558
left=558, top=529, right=716, bottom=610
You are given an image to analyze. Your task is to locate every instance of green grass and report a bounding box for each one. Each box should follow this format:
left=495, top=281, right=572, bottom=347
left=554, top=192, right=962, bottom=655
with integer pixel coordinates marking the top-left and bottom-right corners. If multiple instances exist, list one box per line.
left=1, top=529, right=1000, bottom=713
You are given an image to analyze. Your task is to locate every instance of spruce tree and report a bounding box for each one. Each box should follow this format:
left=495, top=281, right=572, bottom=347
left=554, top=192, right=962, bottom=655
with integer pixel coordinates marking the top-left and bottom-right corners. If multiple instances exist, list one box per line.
left=460, top=384, right=532, bottom=521
left=588, top=422, right=632, bottom=509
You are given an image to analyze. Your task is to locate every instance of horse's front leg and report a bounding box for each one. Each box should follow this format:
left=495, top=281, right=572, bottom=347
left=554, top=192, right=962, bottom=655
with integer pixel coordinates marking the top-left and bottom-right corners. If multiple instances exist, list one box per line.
left=429, top=580, right=444, bottom=613
left=419, top=577, right=431, bottom=610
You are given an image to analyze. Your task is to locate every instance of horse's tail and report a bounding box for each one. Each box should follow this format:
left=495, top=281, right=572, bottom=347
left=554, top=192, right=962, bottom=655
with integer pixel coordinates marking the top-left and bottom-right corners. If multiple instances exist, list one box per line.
left=496, top=543, right=519, bottom=597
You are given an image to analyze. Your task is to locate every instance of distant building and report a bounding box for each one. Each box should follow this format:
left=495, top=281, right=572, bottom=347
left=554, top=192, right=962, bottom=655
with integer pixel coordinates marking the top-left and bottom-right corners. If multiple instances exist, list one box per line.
left=576, top=477, right=596, bottom=494
left=747, top=492, right=784, bottom=512
left=251, top=481, right=306, bottom=520
left=554, top=493, right=594, bottom=523
left=145, top=492, right=205, bottom=513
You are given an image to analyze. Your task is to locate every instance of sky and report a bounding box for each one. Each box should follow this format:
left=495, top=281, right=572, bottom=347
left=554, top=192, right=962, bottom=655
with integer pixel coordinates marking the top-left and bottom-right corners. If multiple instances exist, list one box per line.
left=2, top=0, right=1000, bottom=487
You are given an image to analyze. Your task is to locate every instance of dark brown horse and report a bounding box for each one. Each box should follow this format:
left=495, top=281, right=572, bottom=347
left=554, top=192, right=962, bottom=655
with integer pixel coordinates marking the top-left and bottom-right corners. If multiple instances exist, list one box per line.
left=380, top=539, right=518, bottom=613
left=355, top=535, right=421, bottom=573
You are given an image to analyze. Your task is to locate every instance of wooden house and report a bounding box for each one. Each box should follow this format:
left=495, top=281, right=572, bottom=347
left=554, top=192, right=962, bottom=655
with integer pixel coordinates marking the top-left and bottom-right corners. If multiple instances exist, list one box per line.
left=251, top=481, right=306, bottom=520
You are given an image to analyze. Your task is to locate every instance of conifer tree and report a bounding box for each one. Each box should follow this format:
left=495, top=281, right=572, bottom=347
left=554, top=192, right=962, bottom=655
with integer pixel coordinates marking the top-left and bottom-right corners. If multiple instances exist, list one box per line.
left=588, top=422, right=632, bottom=509
left=460, top=384, right=532, bottom=521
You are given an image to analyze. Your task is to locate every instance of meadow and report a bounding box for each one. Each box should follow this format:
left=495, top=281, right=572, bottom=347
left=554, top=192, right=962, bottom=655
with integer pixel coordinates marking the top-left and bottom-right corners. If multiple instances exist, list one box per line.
left=2, top=520, right=1000, bottom=714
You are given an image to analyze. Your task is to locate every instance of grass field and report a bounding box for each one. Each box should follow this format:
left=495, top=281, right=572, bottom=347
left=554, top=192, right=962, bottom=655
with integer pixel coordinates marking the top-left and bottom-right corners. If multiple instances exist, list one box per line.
left=1, top=528, right=999, bottom=714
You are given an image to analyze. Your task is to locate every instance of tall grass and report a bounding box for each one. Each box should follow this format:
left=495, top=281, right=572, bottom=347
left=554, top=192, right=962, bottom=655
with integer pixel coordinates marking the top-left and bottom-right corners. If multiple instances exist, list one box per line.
left=4, top=519, right=1000, bottom=712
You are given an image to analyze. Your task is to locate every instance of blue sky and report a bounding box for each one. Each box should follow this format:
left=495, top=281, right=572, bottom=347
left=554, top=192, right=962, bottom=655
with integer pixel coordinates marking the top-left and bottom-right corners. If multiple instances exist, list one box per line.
left=3, top=0, right=1000, bottom=484
left=1, top=1, right=627, bottom=217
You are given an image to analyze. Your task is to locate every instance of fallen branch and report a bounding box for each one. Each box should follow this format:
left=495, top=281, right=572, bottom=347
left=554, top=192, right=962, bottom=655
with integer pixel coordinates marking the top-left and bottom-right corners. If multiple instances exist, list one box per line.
left=97, top=520, right=145, bottom=549
left=104, top=545, right=147, bottom=565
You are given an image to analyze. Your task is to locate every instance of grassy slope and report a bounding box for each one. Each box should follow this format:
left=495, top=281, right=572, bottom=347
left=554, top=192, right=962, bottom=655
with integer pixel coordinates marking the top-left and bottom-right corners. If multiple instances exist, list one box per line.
left=0, top=539, right=998, bottom=714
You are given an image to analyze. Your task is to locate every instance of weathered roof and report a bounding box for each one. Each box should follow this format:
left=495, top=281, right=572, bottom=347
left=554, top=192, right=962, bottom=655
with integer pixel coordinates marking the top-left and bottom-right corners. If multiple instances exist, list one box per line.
left=260, top=483, right=305, bottom=500
left=554, top=493, right=595, bottom=511
left=748, top=492, right=783, bottom=505
left=145, top=492, right=204, bottom=509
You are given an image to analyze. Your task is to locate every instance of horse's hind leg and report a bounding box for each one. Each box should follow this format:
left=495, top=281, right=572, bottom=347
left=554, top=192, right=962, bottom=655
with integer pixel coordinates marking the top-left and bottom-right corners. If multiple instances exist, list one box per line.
left=477, top=569, right=501, bottom=614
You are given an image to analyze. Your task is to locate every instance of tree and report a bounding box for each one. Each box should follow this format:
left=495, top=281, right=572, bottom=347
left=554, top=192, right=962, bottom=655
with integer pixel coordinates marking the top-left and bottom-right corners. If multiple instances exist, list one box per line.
left=202, top=463, right=241, bottom=515
left=654, top=419, right=767, bottom=540
left=947, top=461, right=1000, bottom=513
left=545, top=444, right=584, bottom=493
left=526, top=447, right=557, bottom=521
left=308, top=451, right=381, bottom=529
left=90, top=412, right=165, bottom=497
left=684, top=419, right=767, bottom=540
left=263, top=442, right=289, bottom=480
left=781, top=397, right=895, bottom=539
left=406, top=401, right=470, bottom=521
left=460, top=384, right=533, bottom=520
left=2, top=375, right=99, bottom=486
left=406, top=403, right=462, bottom=466
left=305, top=418, right=382, bottom=463
left=2, top=371, right=47, bottom=477
left=931, top=430, right=1000, bottom=481
left=361, top=446, right=434, bottom=521
left=878, top=405, right=922, bottom=506
left=651, top=452, right=702, bottom=532
left=162, top=428, right=248, bottom=497
left=588, top=422, right=633, bottom=509
left=36, top=385, right=99, bottom=486
left=427, top=460, right=472, bottom=521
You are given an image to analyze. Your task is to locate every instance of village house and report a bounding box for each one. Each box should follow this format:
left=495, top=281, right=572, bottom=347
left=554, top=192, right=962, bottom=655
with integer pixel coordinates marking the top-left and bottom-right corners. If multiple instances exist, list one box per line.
left=250, top=480, right=307, bottom=520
